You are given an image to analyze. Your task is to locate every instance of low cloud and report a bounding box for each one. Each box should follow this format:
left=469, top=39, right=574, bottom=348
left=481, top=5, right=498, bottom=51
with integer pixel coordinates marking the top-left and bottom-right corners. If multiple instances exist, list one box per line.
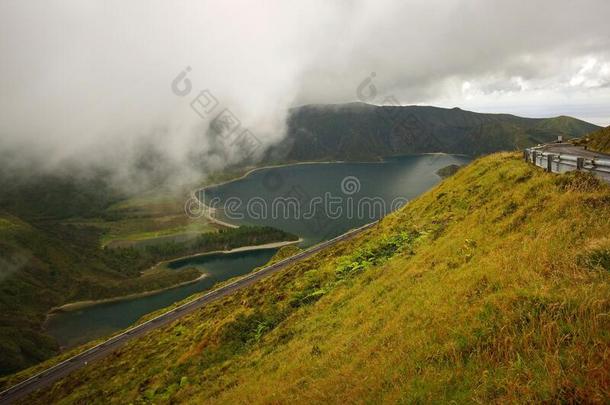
left=0, top=0, right=608, bottom=187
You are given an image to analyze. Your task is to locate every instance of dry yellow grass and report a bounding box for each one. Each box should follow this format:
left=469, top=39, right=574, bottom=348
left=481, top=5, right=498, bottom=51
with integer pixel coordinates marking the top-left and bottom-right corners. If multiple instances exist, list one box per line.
left=16, top=152, right=610, bottom=404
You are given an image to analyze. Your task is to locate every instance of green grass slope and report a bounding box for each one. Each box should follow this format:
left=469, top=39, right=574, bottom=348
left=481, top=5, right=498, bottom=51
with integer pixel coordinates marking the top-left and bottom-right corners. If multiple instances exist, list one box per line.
left=583, top=126, right=610, bottom=154
left=0, top=171, right=296, bottom=375
left=266, top=104, right=600, bottom=162
left=0, top=212, right=203, bottom=375
left=14, top=153, right=610, bottom=403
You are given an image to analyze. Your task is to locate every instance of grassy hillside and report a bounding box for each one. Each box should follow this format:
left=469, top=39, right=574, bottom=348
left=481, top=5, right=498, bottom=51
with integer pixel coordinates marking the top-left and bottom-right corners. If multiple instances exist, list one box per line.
left=0, top=211, right=204, bottom=375
left=265, top=104, right=599, bottom=162
left=576, top=126, right=610, bottom=154
left=85, top=191, right=216, bottom=248
left=0, top=172, right=204, bottom=374
left=0, top=171, right=296, bottom=375
left=14, top=153, right=609, bottom=403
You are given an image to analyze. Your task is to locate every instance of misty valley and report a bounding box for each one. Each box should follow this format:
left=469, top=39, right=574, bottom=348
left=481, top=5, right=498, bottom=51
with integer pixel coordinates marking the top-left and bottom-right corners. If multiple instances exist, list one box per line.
left=1, top=2, right=609, bottom=402
left=1, top=100, right=609, bottom=404
left=42, top=154, right=469, bottom=350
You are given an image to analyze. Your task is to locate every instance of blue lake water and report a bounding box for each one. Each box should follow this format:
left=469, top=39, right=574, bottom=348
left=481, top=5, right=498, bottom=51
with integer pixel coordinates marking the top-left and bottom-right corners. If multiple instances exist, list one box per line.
left=46, top=248, right=277, bottom=348
left=203, top=154, right=471, bottom=245
left=46, top=154, right=470, bottom=348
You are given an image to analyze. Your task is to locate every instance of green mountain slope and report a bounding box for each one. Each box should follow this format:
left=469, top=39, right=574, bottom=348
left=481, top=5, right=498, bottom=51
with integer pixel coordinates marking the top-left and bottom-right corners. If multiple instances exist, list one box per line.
left=15, top=152, right=609, bottom=403
left=0, top=173, right=199, bottom=374
left=0, top=211, right=204, bottom=375
left=0, top=172, right=296, bottom=375
left=266, top=104, right=599, bottom=162
left=581, top=126, right=610, bottom=154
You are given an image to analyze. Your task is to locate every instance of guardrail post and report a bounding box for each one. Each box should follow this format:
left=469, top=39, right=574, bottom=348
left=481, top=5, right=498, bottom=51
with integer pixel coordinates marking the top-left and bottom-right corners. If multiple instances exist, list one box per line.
left=532, top=151, right=537, bottom=166
left=522, top=144, right=609, bottom=184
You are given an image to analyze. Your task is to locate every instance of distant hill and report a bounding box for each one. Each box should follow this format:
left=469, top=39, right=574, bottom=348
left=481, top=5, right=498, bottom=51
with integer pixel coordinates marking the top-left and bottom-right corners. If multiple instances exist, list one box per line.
left=575, top=126, right=610, bottom=154
left=265, top=103, right=599, bottom=162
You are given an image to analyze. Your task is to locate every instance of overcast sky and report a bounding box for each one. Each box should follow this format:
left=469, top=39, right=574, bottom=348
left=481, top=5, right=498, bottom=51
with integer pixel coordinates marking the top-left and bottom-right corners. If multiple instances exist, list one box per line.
left=0, top=0, right=609, bottom=176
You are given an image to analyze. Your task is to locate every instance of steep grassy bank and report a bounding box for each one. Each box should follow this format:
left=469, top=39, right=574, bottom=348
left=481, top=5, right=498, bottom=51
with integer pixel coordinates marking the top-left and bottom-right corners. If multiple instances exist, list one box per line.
left=13, top=153, right=610, bottom=403
left=579, top=126, right=610, bottom=154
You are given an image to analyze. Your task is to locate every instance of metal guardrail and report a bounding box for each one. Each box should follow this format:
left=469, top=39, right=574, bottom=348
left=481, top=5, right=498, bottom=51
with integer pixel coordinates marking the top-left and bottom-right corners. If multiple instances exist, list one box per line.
left=524, top=146, right=610, bottom=184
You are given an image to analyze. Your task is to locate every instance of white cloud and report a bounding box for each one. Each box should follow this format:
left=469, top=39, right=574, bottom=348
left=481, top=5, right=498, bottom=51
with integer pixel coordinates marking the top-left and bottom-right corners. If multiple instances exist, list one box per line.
left=0, top=0, right=609, bottom=179
left=569, top=57, right=610, bottom=88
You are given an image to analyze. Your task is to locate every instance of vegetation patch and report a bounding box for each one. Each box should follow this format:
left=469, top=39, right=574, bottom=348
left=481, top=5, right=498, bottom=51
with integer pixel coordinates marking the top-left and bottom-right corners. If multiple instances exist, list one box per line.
left=573, top=125, right=610, bottom=154
left=436, top=164, right=462, bottom=178
left=0, top=169, right=296, bottom=375
left=578, top=237, right=610, bottom=271
left=7, top=153, right=610, bottom=403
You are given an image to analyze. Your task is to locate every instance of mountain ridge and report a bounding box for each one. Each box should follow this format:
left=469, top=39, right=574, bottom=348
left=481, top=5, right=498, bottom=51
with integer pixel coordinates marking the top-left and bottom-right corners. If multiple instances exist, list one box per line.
left=266, top=104, right=599, bottom=162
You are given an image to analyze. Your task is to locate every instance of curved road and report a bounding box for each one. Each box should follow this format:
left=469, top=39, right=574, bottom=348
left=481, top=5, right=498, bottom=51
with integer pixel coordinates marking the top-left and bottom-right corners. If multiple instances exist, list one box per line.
left=0, top=221, right=378, bottom=404
left=536, top=143, right=610, bottom=159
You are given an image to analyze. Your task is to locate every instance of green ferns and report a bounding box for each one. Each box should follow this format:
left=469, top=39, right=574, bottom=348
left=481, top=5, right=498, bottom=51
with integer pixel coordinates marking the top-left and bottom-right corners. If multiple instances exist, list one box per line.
left=336, top=231, right=419, bottom=280
left=291, top=230, right=421, bottom=308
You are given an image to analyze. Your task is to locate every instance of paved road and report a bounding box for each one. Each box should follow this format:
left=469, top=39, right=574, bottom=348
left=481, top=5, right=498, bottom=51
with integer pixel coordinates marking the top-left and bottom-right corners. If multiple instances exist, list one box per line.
left=537, top=143, right=610, bottom=159
left=0, top=221, right=378, bottom=404
left=526, top=142, right=610, bottom=184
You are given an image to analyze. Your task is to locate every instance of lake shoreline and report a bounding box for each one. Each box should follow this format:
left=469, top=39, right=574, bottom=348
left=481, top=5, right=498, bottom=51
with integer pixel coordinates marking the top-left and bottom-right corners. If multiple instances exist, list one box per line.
left=193, top=160, right=352, bottom=228
left=45, top=273, right=209, bottom=315
left=215, top=153, right=472, bottom=189
left=44, top=154, right=468, bottom=350
left=230, top=154, right=472, bottom=185
left=46, top=238, right=301, bottom=316
left=154, top=238, right=303, bottom=269
left=195, top=154, right=471, bottom=227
